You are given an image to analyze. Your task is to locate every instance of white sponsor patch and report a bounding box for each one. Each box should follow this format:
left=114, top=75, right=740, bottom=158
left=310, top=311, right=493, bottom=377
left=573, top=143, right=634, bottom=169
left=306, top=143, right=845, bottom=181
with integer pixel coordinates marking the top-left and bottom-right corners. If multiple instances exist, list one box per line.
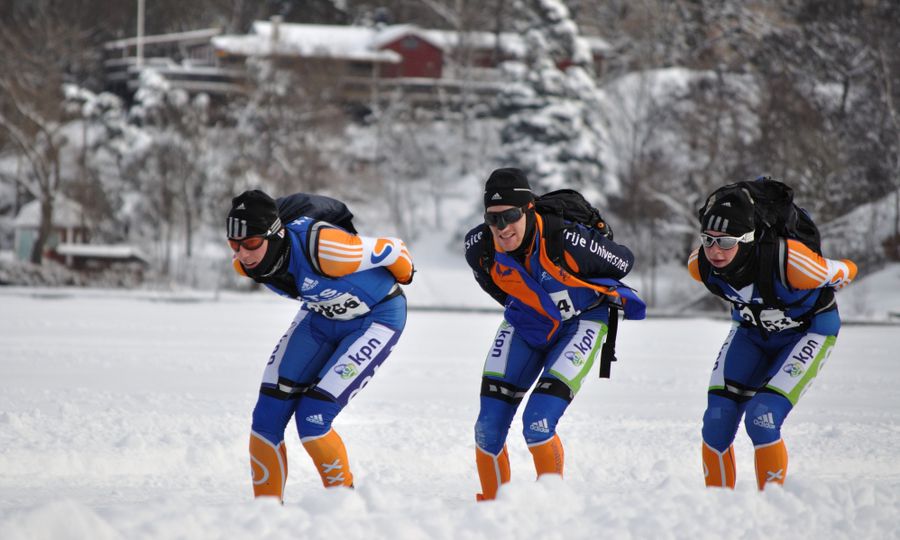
left=483, top=320, right=514, bottom=377
left=548, top=320, right=606, bottom=393
left=261, top=310, right=309, bottom=385
left=767, top=333, right=834, bottom=404
left=317, top=323, right=395, bottom=399
left=707, top=323, right=738, bottom=390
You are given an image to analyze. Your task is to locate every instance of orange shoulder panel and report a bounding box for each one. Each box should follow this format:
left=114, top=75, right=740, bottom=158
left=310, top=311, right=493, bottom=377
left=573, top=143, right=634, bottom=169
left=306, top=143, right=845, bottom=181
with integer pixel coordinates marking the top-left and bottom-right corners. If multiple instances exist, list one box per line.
left=785, top=239, right=857, bottom=290
left=316, top=227, right=364, bottom=277
left=233, top=258, right=248, bottom=277
left=687, top=248, right=701, bottom=282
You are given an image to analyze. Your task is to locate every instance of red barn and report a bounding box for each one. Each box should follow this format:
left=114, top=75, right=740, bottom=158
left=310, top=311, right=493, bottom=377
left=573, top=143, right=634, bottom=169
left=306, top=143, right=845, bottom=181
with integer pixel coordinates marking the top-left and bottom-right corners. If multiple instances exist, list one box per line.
left=373, top=27, right=443, bottom=79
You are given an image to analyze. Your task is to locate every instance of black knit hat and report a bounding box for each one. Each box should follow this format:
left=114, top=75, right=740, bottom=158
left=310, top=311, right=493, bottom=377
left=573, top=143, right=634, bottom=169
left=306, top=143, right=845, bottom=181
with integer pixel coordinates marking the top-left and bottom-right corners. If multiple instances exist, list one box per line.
left=700, top=188, right=755, bottom=236
left=226, top=190, right=282, bottom=239
left=483, top=168, right=535, bottom=209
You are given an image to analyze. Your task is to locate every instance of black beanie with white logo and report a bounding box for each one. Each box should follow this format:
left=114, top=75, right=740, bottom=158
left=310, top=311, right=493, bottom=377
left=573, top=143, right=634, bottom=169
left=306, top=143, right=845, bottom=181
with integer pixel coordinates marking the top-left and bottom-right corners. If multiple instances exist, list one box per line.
left=226, top=190, right=281, bottom=239
left=483, top=168, right=535, bottom=209
left=226, top=189, right=288, bottom=279
left=700, top=188, right=755, bottom=236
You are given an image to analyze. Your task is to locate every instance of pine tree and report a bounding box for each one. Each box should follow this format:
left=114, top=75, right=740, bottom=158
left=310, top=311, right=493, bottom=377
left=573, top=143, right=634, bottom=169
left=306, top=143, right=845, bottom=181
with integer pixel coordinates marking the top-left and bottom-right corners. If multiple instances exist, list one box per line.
left=494, top=0, right=615, bottom=204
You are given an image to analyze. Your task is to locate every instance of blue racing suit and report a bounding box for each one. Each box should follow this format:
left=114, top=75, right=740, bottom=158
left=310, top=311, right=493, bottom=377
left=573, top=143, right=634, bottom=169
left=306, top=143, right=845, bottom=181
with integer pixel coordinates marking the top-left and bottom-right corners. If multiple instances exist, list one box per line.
left=243, top=218, right=407, bottom=446
left=464, top=213, right=642, bottom=454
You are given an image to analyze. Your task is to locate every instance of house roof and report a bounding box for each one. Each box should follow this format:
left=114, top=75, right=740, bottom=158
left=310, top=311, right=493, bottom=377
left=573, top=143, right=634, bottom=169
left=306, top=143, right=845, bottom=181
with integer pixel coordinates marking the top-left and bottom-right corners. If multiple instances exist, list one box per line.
left=421, top=29, right=611, bottom=56
left=13, top=197, right=85, bottom=228
left=370, top=24, right=442, bottom=50
left=104, top=28, right=223, bottom=50
left=56, top=243, right=149, bottom=264
left=212, top=22, right=610, bottom=63
left=213, top=22, right=401, bottom=63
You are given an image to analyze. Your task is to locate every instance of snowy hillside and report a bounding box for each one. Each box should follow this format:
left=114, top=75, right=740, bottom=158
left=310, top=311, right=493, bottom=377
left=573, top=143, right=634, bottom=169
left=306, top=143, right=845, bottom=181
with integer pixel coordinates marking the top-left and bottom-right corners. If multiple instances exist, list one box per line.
left=821, top=188, right=900, bottom=267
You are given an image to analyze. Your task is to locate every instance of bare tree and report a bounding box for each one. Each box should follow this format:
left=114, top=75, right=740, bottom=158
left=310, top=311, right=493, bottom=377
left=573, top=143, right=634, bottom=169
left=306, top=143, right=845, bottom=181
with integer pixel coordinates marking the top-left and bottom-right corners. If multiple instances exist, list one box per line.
left=233, top=56, right=350, bottom=196
left=0, top=2, right=87, bottom=263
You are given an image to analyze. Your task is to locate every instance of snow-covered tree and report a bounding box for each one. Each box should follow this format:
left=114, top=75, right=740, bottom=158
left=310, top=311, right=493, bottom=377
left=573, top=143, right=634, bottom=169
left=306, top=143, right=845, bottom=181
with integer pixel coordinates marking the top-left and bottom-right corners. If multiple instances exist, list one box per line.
left=120, top=70, right=212, bottom=274
left=493, top=0, right=614, bottom=204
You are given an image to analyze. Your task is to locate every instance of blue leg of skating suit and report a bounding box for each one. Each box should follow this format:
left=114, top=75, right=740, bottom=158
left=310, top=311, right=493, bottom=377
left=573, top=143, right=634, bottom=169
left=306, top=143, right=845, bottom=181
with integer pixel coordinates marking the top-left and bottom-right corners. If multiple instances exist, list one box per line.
left=744, top=391, right=792, bottom=446
left=252, top=393, right=298, bottom=445
left=295, top=397, right=343, bottom=439
left=475, top=394, right=517, bottom=455
left=702, top=393, right=746, bottom=453
left=521, top=391, right=569, bottom=445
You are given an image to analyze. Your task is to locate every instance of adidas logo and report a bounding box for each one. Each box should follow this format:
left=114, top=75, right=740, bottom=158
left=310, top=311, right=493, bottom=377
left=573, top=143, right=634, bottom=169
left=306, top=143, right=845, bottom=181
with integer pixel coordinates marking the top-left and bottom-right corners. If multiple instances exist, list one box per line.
left=306, top=414, right=324, bottom=425
left=722, top=201, right=732, bottom=207
left=301, top=277, right=319, bottom=292
left=529, top=418, right=550, bottom=434
left=752, top=412, right=776, bottom=429
left=236, top=203, right=246, bottom=210
left=491, top=192, right=502, bottom=200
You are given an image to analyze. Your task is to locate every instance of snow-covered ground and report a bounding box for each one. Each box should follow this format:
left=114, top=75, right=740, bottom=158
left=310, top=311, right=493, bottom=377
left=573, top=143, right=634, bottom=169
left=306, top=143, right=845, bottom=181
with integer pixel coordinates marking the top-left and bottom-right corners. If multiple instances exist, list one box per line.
left=0, top=287, right=898, bottom=539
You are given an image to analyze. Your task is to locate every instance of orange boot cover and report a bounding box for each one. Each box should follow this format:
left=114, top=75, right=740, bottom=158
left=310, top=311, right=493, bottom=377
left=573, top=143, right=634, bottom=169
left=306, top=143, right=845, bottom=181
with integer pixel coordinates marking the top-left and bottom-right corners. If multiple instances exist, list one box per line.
left=301, top=429, right=354, bottom=488
left=250, top=431, right=287, bottom=501
left=754, top=439, right=788, bottom=490
left=528, top=434, right=564, bottom=478
left=702, top=441, right=735, bottom=489
left=475, top=445, right=510, bottom=501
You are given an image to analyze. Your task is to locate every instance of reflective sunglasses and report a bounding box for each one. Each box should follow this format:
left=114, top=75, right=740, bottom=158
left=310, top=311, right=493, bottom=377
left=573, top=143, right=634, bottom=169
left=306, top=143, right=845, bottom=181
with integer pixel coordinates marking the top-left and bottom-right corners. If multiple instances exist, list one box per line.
left=700, top=230, right=755, bottom=250
left=484, top=206, right=526, bottom=229
left=228, top=235, right=267, bottom=252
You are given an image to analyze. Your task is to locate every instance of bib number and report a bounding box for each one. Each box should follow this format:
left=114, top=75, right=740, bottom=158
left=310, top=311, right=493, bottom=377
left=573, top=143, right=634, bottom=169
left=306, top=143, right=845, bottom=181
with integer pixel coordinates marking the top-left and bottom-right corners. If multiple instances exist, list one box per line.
left=306, top=293, right=370, bottom=320
left=738, top=306, right=802, bottom=332
left=550, top=290, right=578, bottom=320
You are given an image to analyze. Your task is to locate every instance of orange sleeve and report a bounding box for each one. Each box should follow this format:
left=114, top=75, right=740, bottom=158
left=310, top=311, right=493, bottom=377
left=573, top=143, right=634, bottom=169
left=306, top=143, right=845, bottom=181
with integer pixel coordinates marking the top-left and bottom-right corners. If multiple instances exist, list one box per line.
left=315, top=227, right=414, bottom=283
left=687, top=248, right=702, bottom=282
left=316, top=228, right=364, bottom=276
left=785, top=239, right=857, bottom=290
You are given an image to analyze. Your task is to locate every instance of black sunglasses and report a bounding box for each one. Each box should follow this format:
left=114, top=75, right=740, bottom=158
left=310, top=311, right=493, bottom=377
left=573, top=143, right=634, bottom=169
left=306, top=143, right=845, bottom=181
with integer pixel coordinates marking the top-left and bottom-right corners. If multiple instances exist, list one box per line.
left=484, top=206, right=526, bottom=229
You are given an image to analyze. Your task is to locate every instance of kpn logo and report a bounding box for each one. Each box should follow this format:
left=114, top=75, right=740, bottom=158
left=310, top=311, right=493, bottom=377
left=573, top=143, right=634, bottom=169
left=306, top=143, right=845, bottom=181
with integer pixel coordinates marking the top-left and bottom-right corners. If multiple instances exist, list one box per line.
left=782, top=361, right=804, bottom=378
left=565, top=350, right=585, bottom=367
left=566, top=327, right=597, bottom=367
left=333, top=363, right=358, bottom=379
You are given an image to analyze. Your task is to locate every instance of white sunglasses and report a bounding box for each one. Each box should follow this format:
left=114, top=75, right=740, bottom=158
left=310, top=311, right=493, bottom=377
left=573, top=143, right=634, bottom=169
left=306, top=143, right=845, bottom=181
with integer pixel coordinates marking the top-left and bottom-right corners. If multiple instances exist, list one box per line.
left=700, top=230, right=755, bottom=250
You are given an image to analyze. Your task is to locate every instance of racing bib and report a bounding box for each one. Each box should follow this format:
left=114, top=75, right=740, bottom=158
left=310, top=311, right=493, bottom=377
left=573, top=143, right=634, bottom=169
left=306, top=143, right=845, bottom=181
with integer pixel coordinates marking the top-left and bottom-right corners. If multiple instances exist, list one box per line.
left=549, top=290, right=579, bottom=320
left=305, top=292, right=371, bottom=320
left=738, top=306, right=802, bottom=332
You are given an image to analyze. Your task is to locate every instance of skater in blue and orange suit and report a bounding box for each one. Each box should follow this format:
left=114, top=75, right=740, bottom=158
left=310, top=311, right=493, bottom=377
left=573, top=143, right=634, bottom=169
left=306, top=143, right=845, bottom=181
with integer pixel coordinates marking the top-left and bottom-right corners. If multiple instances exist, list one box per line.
left=688, top=183, right=857, bottom=490
left=463, top=168, right=643, bottom=501
left=226, top=190, right=413, bottom=501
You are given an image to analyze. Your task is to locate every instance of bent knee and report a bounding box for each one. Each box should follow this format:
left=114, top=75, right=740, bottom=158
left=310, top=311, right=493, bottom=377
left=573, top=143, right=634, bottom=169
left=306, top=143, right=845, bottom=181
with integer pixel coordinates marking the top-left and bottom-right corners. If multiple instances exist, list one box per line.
left=251, top=393, right=297, bottom=442
left=522, top=416, right=557, bottom=445
left=702, top=395, right=741, bottom=452
left=475, top=398, right=517, bottom=455
left=295, top=397, right=341, bottom=439
left=521, top=408, right=561, bottom=445
left=521, top=387, right=570, bottom=445
left=475, top=414, right=510, bottom=455
left=744, top=393, right=791, bottom=445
